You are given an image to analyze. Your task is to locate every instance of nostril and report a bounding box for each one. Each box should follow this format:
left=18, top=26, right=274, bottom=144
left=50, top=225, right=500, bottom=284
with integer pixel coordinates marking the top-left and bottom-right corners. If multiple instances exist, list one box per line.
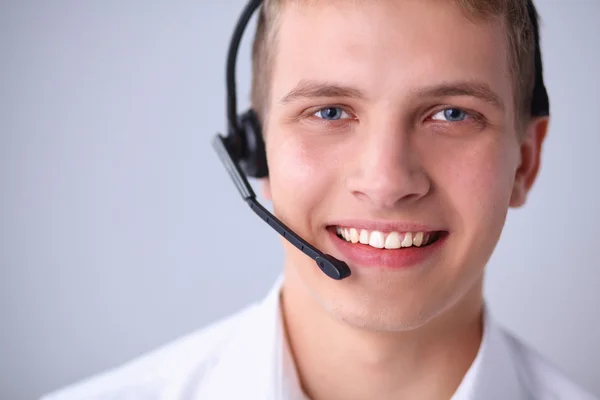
left=346, top=165, right=431, bottom=208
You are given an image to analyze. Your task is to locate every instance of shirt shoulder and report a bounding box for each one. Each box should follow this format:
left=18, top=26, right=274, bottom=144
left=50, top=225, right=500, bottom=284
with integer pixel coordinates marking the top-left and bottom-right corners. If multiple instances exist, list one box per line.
left=40, top=303, right=259, bottom=400
left=500, top=327, right=599, bottom=400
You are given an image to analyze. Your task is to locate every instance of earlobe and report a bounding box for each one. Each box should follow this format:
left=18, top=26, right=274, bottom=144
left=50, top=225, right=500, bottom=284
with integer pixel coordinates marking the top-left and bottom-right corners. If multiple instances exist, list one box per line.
left=509, top=117, right=549, bottom=208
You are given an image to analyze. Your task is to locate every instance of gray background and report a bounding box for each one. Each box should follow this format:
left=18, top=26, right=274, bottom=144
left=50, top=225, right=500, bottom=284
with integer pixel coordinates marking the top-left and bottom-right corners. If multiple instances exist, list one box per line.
left=1, top=0, right=599, bottom=399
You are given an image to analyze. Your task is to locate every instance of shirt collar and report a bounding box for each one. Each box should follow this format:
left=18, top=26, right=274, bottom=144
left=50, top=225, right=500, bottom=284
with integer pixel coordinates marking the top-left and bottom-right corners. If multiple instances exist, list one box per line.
left=193, top=275, right=284, bottom=399
left=450, top=303, right=527, bottom=399
left=198, top=276, right=529, bottom=400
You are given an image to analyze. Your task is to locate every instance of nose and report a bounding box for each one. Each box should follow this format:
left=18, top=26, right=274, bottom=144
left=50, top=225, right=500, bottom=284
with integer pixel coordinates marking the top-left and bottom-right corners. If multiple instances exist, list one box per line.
left=345, top=123, right=430, bottom=209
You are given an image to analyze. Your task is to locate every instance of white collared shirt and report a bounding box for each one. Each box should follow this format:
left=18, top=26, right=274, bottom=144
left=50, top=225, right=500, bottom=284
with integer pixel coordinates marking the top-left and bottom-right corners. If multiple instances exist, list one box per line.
left=42, top=276, right=598, bottom=399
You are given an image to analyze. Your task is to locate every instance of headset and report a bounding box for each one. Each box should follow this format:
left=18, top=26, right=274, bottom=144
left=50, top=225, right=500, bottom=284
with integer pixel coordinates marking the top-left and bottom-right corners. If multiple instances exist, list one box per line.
left=212, top=0, right=550, bottom=281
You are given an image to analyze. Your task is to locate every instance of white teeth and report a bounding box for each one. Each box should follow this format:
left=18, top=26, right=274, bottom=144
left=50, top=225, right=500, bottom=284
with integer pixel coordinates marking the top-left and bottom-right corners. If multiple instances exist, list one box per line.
left=384, top=232, right=401, bottom=249
left=339, top=228, right=347, bottom=241
left=401, top=232, right=413, bottom=248
left=368, top=231, right=385, bottom=249
left=349, top=228, right=359, bottom=244
left=336, top=227, right=434, bottom=249
left=359, top=229, right=370, bottom=244
left=413, top=232, right=424, bottom=247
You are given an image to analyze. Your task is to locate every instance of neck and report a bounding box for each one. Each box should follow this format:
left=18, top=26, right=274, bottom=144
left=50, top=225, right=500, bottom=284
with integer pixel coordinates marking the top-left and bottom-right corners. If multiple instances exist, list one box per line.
left=280, top=270, right=484, bottom=400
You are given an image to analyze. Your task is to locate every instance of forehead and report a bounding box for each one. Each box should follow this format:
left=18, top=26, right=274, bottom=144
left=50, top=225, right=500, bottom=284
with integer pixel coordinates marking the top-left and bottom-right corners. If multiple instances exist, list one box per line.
left=270, top=0, right=512, bottom=110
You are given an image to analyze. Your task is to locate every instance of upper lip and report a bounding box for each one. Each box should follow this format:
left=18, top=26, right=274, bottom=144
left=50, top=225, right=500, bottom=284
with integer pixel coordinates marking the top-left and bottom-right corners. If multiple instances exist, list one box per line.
left=327, top=219, right=445, bottom=233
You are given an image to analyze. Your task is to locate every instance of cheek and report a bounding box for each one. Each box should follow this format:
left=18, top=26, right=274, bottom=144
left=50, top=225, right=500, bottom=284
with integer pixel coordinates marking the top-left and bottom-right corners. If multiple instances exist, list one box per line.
left=266, top=130, right=336, bottom=221
left=271, top=138, right=315, bottom=186
left=436, top=138, right=518, bottom=232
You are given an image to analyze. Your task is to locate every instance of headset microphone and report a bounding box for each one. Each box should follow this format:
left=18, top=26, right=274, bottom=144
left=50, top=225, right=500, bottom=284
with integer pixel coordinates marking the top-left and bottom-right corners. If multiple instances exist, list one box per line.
left=212, top=0, right=351, bottom=280
left=212, top=136, right=351, bottom=280
left=212, top=0, right=549, bottom=282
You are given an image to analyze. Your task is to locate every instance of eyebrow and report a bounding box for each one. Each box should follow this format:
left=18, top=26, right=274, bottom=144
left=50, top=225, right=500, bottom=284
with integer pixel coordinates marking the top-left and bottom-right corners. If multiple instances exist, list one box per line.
left=280, top=80, right=367, bottom=104
left=280, top=79, right=505, bottom=111
left=413, top=81, right=505, bottom=111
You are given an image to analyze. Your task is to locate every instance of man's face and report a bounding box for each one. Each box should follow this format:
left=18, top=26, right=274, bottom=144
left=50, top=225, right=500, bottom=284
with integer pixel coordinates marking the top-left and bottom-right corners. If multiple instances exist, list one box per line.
left=263, top=0, right=540, bottom=331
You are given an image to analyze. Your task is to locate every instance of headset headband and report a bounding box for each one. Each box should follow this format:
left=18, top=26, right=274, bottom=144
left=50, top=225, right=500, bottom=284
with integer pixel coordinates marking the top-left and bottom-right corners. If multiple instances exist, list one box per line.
left=226, top=0, right=263, bottom=147
left=226, top=0, right=549, bottom=140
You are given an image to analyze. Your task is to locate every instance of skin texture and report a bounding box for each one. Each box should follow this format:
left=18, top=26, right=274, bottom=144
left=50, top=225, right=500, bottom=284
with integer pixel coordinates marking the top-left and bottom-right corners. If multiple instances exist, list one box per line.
left=260, top=1, right=549, bottom=398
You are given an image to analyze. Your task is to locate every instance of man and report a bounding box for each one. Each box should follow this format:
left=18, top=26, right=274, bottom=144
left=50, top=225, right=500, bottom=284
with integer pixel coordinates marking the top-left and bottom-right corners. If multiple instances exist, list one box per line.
left=42, top=0, right=598, bottom=399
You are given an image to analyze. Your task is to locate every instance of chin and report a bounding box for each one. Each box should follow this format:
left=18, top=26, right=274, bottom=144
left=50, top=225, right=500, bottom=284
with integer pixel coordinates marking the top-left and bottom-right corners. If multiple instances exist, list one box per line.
left=285, top=240, right=484, bottom=333
left=316, top=271, right=482, bottom=333
left=321, top=293, right=440, bottom=332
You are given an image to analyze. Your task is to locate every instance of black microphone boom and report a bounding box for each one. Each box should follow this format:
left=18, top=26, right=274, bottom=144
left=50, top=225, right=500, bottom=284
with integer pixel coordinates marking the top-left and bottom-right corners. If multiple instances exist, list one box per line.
left=212, top=134, right=351, bottom=280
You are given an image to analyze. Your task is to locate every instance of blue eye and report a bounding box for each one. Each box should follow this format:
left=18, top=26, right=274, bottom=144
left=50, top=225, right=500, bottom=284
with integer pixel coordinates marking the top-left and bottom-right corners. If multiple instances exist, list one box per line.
left=432, top=108, right=468, bottom=122
left=314, top=107, right=348, bottom=121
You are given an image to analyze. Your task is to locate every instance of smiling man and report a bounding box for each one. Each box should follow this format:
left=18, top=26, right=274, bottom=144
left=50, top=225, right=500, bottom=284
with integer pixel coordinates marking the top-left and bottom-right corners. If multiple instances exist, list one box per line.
left=42, top=0, right=598, bottom=399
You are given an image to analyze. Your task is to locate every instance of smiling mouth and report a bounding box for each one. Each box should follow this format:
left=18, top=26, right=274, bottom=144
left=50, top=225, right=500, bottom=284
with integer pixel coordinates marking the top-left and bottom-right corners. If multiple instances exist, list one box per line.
left=333, top=226, right=445, bottom=250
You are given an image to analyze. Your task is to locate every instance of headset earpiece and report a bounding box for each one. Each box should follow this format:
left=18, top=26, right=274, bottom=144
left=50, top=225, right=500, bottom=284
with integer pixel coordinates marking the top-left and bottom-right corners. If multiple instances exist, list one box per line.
left=237, top=109, right=268, bottom=178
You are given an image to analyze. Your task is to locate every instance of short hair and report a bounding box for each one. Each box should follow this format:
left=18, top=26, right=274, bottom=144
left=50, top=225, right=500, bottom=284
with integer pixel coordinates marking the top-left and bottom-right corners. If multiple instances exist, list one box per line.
left=250, top=0, right=537, bottom=131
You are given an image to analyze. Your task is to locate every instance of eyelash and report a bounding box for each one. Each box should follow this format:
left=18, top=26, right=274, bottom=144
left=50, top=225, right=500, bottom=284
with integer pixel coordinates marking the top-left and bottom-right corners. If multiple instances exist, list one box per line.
left=427, top=106, right=486, bottom=125
left=304, top=105, right=356, bottom=128
left=304, top=105, right=485, bottom=128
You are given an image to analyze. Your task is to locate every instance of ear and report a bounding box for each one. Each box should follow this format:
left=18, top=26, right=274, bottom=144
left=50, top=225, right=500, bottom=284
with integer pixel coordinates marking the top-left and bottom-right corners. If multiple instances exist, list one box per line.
left=509, top=117, right=549, bottom=208
left=260, top=177, right=273, bottom=201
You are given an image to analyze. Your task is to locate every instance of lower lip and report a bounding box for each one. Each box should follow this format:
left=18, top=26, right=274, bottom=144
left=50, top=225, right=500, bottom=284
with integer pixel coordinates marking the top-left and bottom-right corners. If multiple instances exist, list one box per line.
left=327, top=229, right=447, bottom=269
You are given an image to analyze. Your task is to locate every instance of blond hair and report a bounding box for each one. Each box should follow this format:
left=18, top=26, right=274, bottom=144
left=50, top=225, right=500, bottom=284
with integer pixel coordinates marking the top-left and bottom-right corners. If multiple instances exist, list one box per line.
left=250, top=0, right=537, bottom=129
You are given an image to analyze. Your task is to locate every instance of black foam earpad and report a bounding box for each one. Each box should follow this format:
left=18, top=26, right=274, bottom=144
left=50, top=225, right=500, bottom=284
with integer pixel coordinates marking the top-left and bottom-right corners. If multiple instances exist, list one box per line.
left=237, top=109, right=269, bottom=178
